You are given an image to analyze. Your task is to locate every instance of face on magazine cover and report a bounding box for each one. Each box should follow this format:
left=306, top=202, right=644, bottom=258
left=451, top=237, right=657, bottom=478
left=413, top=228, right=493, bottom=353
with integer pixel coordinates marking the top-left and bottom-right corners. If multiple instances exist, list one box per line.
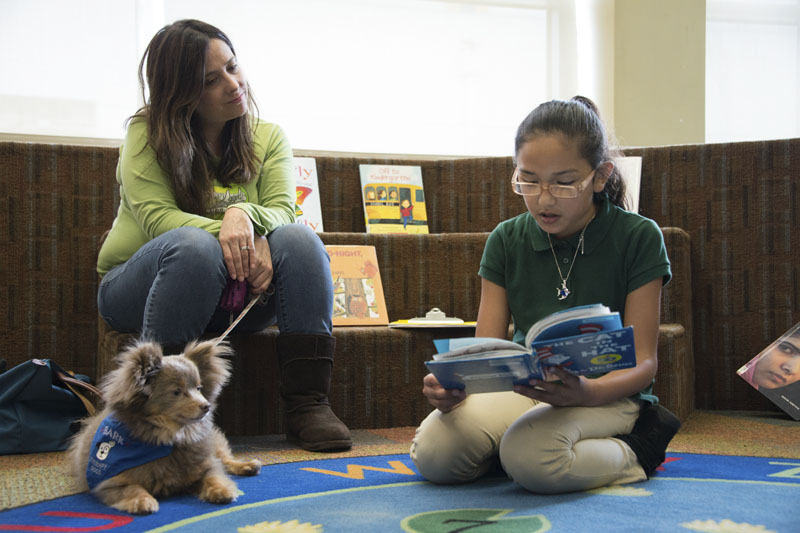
left=751, top=332, right=800, bottom=389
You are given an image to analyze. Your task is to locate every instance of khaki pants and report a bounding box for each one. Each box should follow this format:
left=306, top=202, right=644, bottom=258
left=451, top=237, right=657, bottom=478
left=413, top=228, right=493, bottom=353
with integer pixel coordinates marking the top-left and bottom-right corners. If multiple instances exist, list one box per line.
left=410, top=392, right=646, bottom=494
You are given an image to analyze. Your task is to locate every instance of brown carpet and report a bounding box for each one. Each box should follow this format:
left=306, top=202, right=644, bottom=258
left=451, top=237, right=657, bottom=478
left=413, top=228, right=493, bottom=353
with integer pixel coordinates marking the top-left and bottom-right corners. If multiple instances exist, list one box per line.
left=1, top=410, right=798, bottom=511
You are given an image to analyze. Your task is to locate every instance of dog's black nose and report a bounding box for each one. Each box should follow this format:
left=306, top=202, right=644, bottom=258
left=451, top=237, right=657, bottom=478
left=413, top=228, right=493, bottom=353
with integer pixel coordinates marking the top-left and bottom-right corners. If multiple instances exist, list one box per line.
left=201, top=403, right=210, bottom=413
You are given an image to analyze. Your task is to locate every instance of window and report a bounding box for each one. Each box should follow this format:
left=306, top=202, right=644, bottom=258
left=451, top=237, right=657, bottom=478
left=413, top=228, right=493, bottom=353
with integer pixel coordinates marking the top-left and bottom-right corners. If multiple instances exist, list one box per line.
left=0, top=0, right=553, bottom=156
left=706, top=0, right=800, bottom=142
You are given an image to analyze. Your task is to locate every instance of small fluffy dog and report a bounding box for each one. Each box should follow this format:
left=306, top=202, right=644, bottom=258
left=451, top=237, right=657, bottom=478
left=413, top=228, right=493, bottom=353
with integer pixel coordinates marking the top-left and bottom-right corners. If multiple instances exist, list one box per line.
left=67, top=340, right=261, bottom=514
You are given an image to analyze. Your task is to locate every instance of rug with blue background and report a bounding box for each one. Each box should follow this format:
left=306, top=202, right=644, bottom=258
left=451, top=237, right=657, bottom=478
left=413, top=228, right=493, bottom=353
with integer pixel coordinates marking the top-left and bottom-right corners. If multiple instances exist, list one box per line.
left=1, top=452, right=798, bottom=532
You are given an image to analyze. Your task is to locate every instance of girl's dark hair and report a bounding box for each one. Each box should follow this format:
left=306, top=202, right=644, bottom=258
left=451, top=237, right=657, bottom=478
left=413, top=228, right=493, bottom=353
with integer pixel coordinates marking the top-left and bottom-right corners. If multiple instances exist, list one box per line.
left=514, top=96, right=627, bottom=209
left=129, top=19, right=258, bottom=216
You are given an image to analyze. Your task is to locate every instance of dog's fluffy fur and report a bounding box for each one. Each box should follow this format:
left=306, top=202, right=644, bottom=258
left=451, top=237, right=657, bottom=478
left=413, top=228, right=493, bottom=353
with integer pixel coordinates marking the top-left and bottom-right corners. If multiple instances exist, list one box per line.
left=67, top=340, right=261, bottom=514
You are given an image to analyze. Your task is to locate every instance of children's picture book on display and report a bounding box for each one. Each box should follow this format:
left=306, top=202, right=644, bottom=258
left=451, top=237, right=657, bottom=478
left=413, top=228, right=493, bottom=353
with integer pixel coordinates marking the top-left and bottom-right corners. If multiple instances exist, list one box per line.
left=325, top=245, right=389, bottom=326
left=425, top=304, right=636, bottom=394
left=613, top=156, right=642, bottom=213
left=736, top=322, right=800, bottom=421
left=293, top=156, right=323, bottom=232
left=359, top=164, right=428, bottom=234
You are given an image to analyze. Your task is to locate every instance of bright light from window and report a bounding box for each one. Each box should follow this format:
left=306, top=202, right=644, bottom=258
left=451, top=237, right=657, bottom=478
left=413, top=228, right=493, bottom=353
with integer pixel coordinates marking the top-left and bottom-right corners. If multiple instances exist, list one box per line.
left=0, top=0, right=551, bottom=156
left=706, top=0, right=800, bottom=143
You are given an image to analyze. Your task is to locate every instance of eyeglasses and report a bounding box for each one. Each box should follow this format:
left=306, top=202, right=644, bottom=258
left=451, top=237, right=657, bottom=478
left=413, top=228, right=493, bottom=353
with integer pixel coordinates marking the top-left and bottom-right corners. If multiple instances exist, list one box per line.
left=511, top=168, right=596, bottom=198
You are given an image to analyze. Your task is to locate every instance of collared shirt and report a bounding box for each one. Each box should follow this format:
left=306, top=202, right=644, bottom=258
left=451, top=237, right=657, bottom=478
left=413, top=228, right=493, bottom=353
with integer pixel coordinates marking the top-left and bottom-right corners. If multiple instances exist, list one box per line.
left=479, top=194, right=671, bottom=402
left=86, top=415, right=173, bottom=490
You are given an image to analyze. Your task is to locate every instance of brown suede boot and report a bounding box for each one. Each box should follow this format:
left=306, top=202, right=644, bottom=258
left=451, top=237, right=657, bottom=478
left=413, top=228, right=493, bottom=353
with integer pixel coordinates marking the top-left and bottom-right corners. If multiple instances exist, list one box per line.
left=276, top=333, right=352, bottom=452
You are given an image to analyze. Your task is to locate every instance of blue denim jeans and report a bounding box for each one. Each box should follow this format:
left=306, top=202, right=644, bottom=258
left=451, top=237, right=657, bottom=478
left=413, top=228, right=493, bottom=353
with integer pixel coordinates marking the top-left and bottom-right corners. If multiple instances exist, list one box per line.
left=98, top=224, right=333, bottom=346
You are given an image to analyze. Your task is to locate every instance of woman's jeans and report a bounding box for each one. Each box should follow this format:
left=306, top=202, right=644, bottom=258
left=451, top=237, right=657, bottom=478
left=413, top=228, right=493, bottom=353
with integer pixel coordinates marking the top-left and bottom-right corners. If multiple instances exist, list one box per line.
left=98, top=224, right=332, bottom=347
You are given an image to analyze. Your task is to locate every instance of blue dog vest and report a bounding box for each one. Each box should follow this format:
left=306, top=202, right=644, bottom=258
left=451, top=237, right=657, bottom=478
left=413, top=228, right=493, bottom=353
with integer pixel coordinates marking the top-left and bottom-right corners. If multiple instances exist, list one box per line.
left=86, top=415, right=173, bottom=489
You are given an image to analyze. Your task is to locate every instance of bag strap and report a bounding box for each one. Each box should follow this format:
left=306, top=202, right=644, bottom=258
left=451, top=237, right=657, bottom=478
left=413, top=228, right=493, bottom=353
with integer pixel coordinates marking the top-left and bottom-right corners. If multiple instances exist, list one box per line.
left=56, top=371, right=103, bottom=416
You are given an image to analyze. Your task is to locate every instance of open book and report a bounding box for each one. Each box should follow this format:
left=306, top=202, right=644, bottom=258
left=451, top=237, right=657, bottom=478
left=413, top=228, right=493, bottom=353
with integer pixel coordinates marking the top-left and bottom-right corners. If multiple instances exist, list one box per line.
left=425, top=304, right=635, bottom=394
left=736, top=322, right=800, bottom=420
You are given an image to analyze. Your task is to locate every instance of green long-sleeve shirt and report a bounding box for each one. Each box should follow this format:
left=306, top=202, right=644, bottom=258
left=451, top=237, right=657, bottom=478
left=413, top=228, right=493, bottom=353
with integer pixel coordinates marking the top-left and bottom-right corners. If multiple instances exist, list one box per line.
left=97, top=118, right=295, bottom=276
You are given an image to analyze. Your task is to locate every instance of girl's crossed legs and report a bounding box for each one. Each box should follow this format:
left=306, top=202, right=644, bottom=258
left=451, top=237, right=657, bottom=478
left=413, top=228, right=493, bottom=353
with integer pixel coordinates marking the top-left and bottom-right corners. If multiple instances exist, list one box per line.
left=411, top=391, right=646, bottom=493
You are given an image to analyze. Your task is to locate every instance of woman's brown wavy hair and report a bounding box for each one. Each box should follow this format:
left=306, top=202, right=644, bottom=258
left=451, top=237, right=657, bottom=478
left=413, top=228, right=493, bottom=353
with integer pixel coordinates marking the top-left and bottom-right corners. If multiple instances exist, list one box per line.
left=130, top=19, right=258, bottom=216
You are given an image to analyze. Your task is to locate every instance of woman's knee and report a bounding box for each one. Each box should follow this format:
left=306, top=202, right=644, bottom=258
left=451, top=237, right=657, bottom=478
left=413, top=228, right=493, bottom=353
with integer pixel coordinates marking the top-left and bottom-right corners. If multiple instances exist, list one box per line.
left=162, top=227, right=225, bottom=277
left=269, top=224, right=326, bottom=261
left=167, top=227, right=221, bottom=258
left=269, top=224, right=331, bottom=286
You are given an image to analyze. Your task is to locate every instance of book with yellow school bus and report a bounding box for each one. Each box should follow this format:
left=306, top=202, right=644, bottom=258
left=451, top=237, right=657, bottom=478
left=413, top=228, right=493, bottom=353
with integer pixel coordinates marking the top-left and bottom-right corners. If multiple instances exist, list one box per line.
left=425, top=304, right=636, bottom=395
left=359, top=164, right=428, bottom=234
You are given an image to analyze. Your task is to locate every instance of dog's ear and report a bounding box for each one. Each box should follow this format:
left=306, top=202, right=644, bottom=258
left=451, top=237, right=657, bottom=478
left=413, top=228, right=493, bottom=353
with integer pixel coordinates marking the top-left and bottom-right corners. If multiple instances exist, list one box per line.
left=182, top=340, right=232, bottom=403
left=103, top=341, right=164, bottom=407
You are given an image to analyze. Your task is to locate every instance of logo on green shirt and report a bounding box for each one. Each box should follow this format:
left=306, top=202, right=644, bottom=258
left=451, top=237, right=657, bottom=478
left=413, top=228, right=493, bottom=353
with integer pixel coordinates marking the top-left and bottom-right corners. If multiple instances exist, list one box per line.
left=211, top=185, right=249, bottom=215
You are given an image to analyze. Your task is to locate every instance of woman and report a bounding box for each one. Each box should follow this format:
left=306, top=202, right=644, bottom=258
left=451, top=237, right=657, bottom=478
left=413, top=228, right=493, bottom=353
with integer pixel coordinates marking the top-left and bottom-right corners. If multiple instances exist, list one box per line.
left=97, top=19, right=351, bottom=452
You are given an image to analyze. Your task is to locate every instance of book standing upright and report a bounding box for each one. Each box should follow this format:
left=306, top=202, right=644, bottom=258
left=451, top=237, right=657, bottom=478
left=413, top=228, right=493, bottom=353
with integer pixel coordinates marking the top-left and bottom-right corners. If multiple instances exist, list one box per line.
left=736, top=322, right=800, bottom=420
left=293, top=157, right=324, bottom=232
left=614, top=156, right=642, bottom=213
left=359, top=164, right=428, bottom=234
left=325, top=245, right=389, bottom=326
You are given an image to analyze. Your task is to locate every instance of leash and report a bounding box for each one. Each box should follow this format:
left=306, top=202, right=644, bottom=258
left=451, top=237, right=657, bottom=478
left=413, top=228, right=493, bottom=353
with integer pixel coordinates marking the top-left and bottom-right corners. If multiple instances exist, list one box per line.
left=213, top=294, right=261, bottom=346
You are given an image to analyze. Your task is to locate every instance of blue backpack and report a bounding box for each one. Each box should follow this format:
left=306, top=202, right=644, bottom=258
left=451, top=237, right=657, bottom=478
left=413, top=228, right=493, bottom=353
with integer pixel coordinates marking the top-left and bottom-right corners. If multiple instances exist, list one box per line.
left=0, top=358, right=102, bottom=455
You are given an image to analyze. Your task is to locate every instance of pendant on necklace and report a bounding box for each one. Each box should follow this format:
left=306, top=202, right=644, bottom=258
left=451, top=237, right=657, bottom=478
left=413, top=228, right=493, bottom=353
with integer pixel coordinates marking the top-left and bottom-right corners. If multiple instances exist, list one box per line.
left=557, top=281, right=570, bottom=300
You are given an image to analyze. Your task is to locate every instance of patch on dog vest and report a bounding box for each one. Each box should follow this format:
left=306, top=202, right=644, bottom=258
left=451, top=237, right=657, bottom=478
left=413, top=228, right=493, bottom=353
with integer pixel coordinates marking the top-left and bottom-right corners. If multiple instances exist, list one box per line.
left=86, top=415, right=173, bottom=489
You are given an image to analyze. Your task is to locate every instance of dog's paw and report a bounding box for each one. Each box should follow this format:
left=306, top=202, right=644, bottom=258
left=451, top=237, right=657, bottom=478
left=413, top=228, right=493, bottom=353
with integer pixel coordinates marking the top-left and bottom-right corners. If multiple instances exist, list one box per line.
left=200, top=474, right=238, bottom=504
left=227, top=458, right=262, bottom=476
left=113, top=493, right=159, bottom=515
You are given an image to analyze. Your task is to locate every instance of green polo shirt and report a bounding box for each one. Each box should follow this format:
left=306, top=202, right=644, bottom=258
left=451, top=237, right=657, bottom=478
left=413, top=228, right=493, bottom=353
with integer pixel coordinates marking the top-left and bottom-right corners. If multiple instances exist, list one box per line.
left=479, top=194, right=671, bottom=402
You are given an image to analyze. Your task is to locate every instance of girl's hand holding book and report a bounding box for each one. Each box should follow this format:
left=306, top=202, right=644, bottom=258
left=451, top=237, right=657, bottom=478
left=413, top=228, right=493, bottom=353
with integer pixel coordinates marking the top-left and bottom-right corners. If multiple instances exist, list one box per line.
left=513, top=366, right=595, bottom=407
left=423, top=373, right=466, bottom=413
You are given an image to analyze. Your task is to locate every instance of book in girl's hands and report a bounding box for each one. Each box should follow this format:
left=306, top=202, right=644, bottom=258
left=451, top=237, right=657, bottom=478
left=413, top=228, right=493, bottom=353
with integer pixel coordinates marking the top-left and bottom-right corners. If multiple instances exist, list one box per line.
left=736, top=322, right=800, bottom=421
left=359, top=164, right=428, bottom=234
left=425, top=304, right=636, bottom=394
left=293, top=157, right=324, bottom=232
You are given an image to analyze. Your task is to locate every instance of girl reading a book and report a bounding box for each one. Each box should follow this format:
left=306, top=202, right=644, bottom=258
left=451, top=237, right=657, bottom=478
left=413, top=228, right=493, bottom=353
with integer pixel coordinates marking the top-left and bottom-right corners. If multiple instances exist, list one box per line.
left=412, top=96, right=681, bottom=493
left=96, top=19, right=351, bottom=452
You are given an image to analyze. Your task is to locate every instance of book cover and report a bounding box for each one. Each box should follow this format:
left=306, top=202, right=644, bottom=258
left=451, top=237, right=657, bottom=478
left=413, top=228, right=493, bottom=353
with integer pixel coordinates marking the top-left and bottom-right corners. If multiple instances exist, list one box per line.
left=736, top=322, right=800, bottom=420
left=614, top=156, right=642, bottom=213
left=293, top=157, right=324, bottom=232
left=326, top=245, right=389, bottom=326
left=358, top=164, right=428, bottom=234
left=425, top=304, right=636, bottom=394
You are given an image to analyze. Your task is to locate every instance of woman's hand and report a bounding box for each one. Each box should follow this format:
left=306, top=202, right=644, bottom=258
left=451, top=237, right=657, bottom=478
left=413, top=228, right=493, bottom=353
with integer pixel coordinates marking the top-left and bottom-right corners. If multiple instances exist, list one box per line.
left=422, top=373, right=466, bottom=413
left=513, top=366, right=596, bottom=407
left=247, top=235, right=273, bottom=295
left=219, top=207, right=255, bottom=281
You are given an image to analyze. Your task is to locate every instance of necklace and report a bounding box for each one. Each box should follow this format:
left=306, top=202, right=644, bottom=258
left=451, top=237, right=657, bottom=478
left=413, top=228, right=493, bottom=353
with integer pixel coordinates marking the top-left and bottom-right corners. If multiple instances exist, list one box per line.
left=546, top=216, right=594, bottom=301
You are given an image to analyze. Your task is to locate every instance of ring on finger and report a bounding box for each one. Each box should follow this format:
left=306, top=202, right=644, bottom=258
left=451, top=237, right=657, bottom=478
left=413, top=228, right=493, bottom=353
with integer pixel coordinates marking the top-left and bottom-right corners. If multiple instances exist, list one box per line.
left=240, top=245, right=251, bottom=251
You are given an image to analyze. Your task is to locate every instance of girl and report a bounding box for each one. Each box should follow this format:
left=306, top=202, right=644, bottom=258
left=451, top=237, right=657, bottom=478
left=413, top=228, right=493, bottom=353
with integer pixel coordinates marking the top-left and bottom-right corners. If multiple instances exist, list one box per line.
left=96, top=20, right=351, bottom=452
left=411, top=96, right=680, bottom=493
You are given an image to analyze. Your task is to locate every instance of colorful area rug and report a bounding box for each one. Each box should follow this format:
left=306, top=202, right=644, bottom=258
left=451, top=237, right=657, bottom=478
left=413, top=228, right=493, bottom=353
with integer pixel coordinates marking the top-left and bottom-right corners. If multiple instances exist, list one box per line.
left=1, top=452, right=799, bottom=532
